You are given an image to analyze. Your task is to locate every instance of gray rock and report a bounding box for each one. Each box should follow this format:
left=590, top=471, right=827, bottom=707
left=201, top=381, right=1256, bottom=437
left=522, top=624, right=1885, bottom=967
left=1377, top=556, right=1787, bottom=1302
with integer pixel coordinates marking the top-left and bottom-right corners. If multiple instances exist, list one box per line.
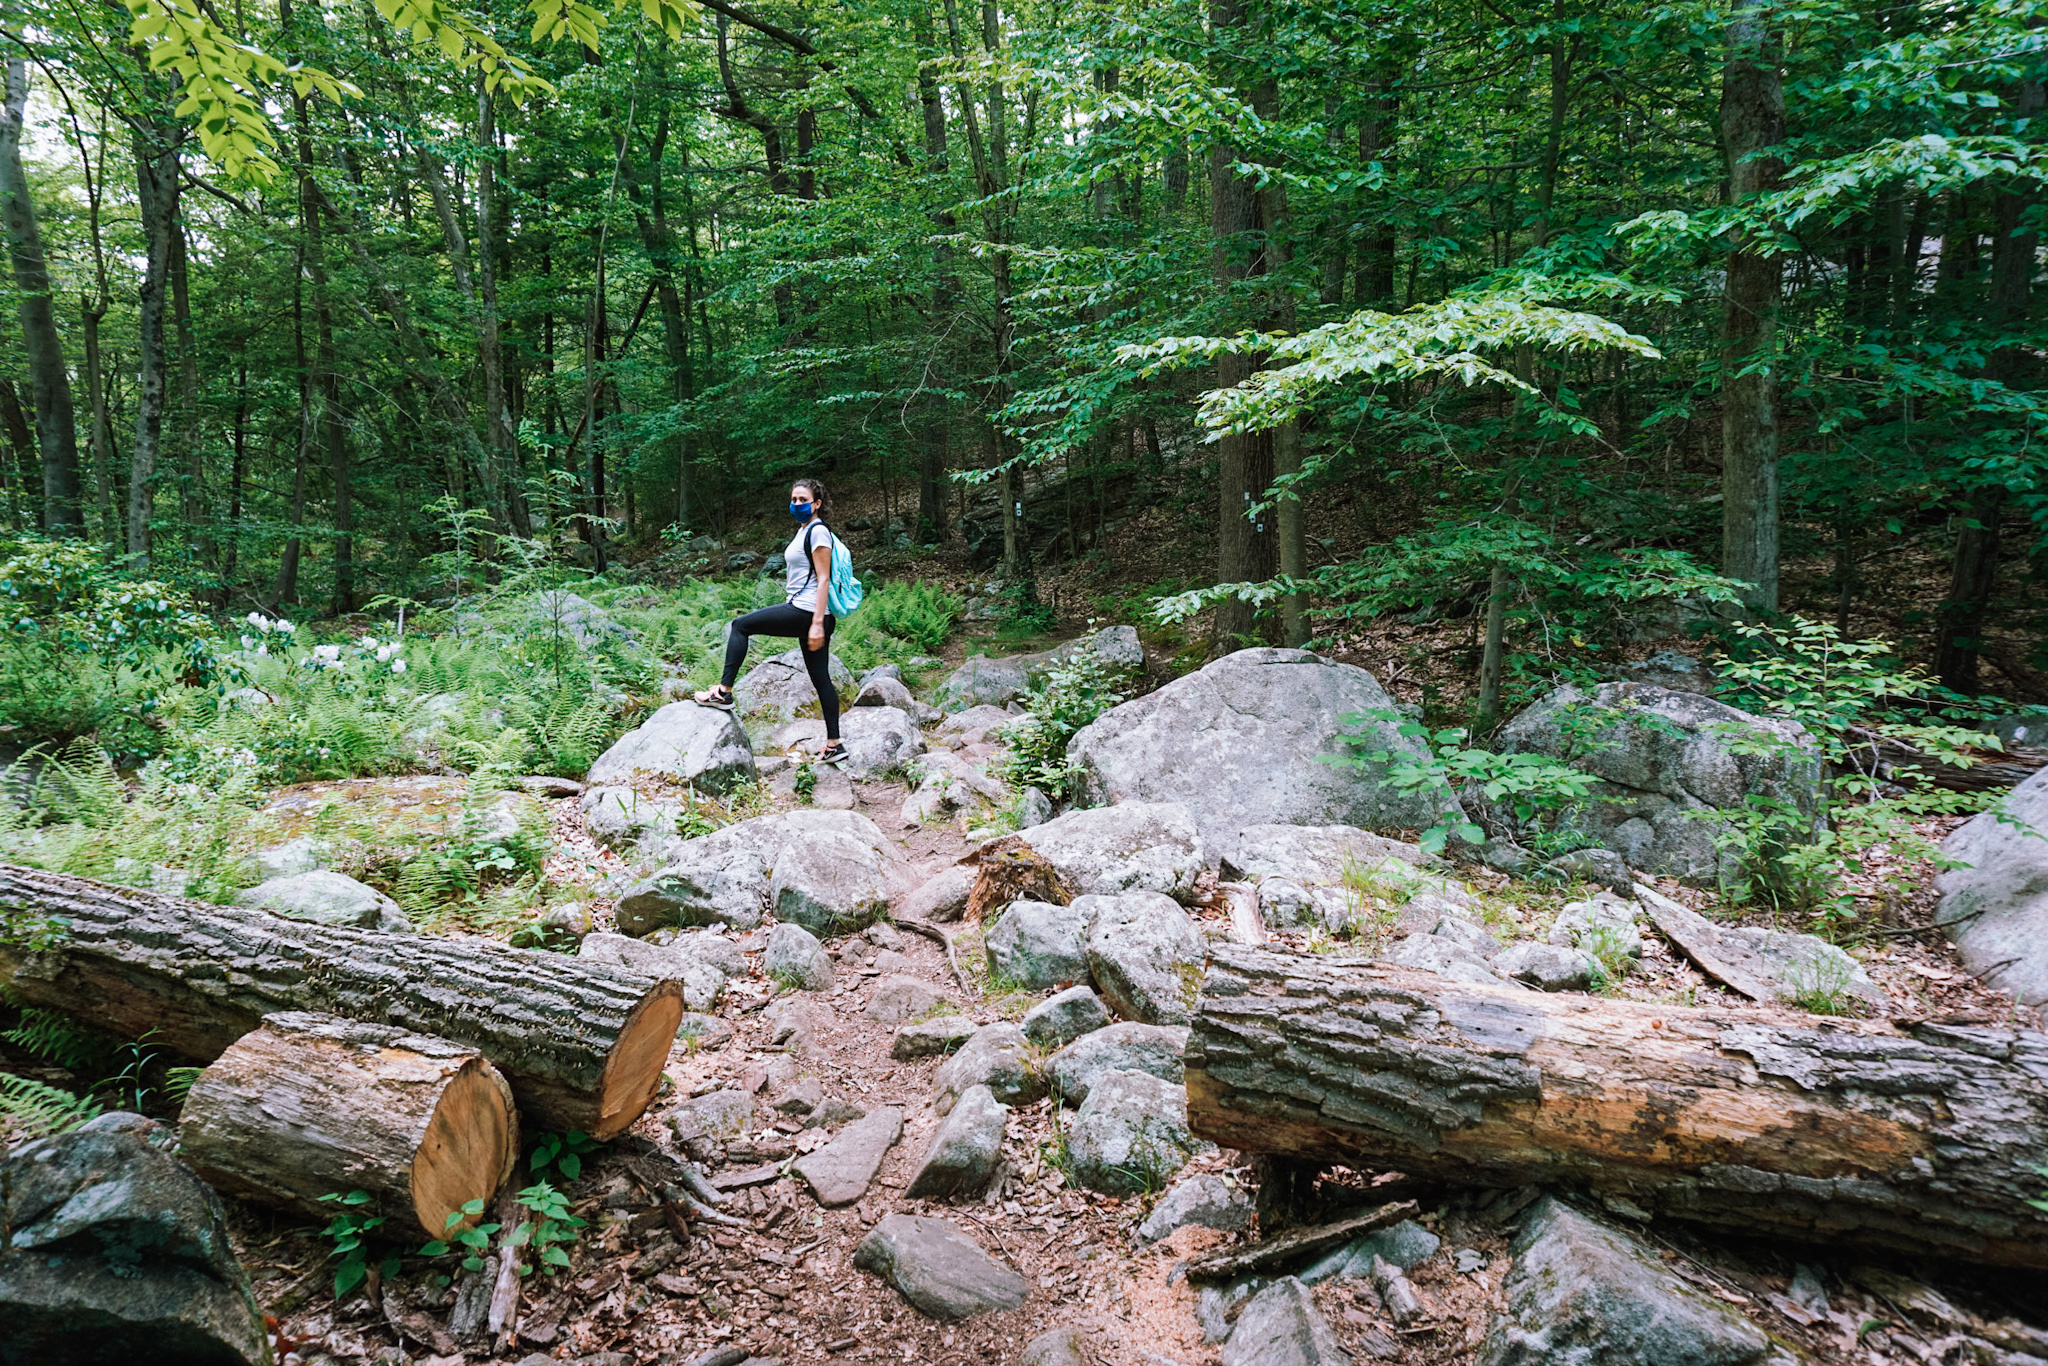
left=1223, top=1276, right=1349, bottom=1366
left=725, top=550, right=761, bottom=573
left=864, top=921, right=907, bottom=953
left=666, top=1089, right=754, bottom=1151
left=1537, top=847, right=1637, bottom=897
left=1222, top=823, right=1428, bottom=887
left=528, top=590, right=639, bottom=649
left=1937, top=765, right=2048, bottom=1005
left=540, top=901, right=594, bottom=942
left=1020, top=985, right=1111, bottom=1049
left=852, top=1214, right=1030, bottom=1321
left=1022, top=802, right=1206, bottom=902
left=618, top=810, right=896, bottom=936
left=1047, top=1022, right=1187, bottom=1104
left=1385, top=933, right=1507, bottom=986
left=1084, top=891, right=1206, bottom=1025
left=1018, top=786, right=1055, bottom=829
left=250, top=834, right=325, bottom=879
left=236, top=869, right=408, bottom=933
left=734, top=647, right=858, bottom=723
left=937, top=703, right=1018, bottom=746
left=1718, top=926, right=1886, bottom=1011
left=765, top=922, right=834, bottom=992
left=1300, top=1219, right=1441, bottom=1284
left=895, top=863, right=976, bottom=923
left=1548, top=893, right=1645, bottom=958
left=933, top=1023, right=1043, bottom=1114
left=0, top=1114, right=270, bottom=1366
left=1490, top=682, right=1820, bottom=886
left=577, top=931, right=729, bottom=1010
left=1018, top=1328, right=1089, bottom=1366
left=1067, top=1069, right=1196, bottom=1196
left=1135, top=1173, right=1253, bottom=1246
left=584, top=700, right=756, bottom=793
left=792, top=1107, right=904, bottom=1207
left=903, top=751, right=1006, bottom=826
left=1988, top=710, right=2048, bottom=749
left=865, top=973, right=953, bottom=1024
left=1068, top=647, right=1459, bottom=853
left=580, top=785, right=686, bottom=853
left=855, top=674, right=939, bottom=724
left=773, top=705, right=926, bottom=780
left=906, top=1083, right=1008, bottom=1199
left=936, top=627, right=1144, bottom=711
left=774, top=1076, right=825, bottom=1115
left=861, top=663, right=905, bottom=685
left=1431, top=913, right=1502, bottom=960
left=986, top=899, right=1093, bottom=989
left=890, top=1014, right=978, bottom=1060
left=1494, top=941, right=1598, bottom=992
left=1198, top=1276, right=1269, bottom=1344
left=1479, top=1195, right=1774, bottom=1366
left=675, top=1012, right=734, bottom=1051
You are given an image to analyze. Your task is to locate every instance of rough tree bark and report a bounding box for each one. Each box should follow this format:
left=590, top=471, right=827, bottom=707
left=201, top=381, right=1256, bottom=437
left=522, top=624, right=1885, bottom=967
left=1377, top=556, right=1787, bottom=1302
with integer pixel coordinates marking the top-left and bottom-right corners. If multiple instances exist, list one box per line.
left=1186, top=945, right=2048, bottom=1269
left=128, top=117, right=181, bottom=561
left=1, top=60, right=82, bottom=534
left=179, top=1011, right=519, bottom=1239
left=0, top=865, right=683, bottom=1138
left=1719, top=0, right=1784, bottom=612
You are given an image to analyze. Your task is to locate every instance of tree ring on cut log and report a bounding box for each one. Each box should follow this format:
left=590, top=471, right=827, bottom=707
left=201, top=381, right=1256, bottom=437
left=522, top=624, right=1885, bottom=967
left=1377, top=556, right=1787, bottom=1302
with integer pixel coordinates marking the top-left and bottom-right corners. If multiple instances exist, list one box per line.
left=413, top=1056, right=521, bottom=1236
left=592, top=984, right=685, bottom=1139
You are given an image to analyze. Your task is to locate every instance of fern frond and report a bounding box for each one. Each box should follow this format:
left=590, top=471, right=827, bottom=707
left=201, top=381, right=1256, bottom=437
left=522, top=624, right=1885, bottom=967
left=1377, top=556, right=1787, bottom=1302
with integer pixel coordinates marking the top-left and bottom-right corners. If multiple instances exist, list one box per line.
left=0, top=1074, right=102, bottom=1138
left=2, top=1008, right=115, bottom=1071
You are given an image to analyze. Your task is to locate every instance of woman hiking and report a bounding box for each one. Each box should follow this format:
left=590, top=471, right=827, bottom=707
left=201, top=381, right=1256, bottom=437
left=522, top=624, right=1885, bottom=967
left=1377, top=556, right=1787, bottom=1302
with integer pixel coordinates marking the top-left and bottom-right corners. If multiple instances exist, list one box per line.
left=695, top=478, right=848, bottom=765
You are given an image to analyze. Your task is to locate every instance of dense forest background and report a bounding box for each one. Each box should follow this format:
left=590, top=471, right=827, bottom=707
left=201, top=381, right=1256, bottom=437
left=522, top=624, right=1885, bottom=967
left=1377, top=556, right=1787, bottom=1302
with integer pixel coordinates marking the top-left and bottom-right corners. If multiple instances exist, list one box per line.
left=2, top=0, right=2044, bottom=723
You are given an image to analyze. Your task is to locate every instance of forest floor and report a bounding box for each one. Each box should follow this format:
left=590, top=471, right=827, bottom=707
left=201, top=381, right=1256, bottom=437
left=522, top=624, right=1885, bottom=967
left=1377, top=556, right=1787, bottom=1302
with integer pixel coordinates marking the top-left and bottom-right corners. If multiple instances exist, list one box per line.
left=214, top=722, right=2040, bottom=1366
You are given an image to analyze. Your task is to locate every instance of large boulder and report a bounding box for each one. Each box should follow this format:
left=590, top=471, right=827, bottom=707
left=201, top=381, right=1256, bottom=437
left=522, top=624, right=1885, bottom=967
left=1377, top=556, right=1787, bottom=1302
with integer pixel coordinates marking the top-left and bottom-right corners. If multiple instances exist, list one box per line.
left=579, top=785, right=686, bottom=853
left=584, top=701, right=755, bottom=792
left=614, top=809, right=896, bottom=935
left=1046, top=1022, right=1186, bottom=1104
left=1019, top=802, right=1205, bottom=901
left=984, top=899, right=1092, bottom=990
left=1479, top=1196, right=1775, bottom=1366
left=773, top=706, right=926, bottom=781
left=1491, top=682, right=1820, bottom=886
left=236, top=870, right=408, bottom=933
left=852, top=1215, right=1030, bottom=1321
left=1083, top=891, right=1205, bottom=1025
left=902, top=752, right=1007, bottom=827
left=0, top=1113, right=271, bottom=1366
left=1067, top=647, right=1458, bottom=851
left=527, top=590, right=639, bottom=649
left=1064, top=1068, right=1197, bottom=1196
left=734, top=647, right=858, bottom=722
left=1936, top=766, right=2048, bottom=1006
left=1222, top=822, right=1433, bottom=932
left=935, top=626, right=1144, bottom=711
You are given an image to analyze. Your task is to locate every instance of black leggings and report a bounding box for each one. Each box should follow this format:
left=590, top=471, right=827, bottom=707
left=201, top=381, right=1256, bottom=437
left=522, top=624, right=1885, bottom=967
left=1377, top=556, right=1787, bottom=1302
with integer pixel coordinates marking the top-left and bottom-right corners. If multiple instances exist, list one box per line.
left=721, top=604, right=839, bottom=739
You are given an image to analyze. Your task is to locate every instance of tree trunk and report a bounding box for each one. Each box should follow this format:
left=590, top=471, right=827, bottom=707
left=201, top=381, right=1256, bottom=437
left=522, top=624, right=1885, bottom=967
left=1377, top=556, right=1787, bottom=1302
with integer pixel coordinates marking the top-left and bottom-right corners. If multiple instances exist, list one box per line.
left=1719, top=0, right=1784, bottom=612
left=178, top=1011, right=519, bottom=1239
left=1186, top=944, right=2048, bottom=1270
left=128, top=118, right=179, bottom=561
left=0, top=864, right=684, bottom=1138
left=1, top=60, right=82, bottom=535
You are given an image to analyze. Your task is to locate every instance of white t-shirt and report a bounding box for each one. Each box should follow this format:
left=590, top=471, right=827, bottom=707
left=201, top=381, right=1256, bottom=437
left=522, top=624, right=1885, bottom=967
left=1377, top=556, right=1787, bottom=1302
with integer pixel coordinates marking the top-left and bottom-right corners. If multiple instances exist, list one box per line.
left=784, top=522, right=831, bottom=613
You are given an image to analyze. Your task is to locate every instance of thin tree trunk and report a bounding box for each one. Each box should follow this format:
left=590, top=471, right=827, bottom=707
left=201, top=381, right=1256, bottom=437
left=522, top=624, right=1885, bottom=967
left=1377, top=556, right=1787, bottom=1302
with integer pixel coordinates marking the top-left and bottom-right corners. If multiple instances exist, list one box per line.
left=475, top=77, right=522, bottom=534
left=129, top=120, right=180, bottom=562
left=915, top=1, right=958, bottom=545
left=1, top=61, right=82, bottom=534
left=1719, top=0, right=1784, bottom=612
left=170, top=218, right=203, bottom=543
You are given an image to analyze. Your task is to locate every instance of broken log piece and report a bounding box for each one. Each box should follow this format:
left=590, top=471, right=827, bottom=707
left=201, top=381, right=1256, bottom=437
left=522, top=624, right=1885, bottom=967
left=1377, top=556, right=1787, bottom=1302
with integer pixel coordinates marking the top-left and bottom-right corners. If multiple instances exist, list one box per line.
left=1185, top=944, right=2048, bottom=1269
left=0, top=863, right=682, bottom=1137
left=1184, top=1202, right=1416, bottom=1283
left=179, top=1012, right=519, bottom=1240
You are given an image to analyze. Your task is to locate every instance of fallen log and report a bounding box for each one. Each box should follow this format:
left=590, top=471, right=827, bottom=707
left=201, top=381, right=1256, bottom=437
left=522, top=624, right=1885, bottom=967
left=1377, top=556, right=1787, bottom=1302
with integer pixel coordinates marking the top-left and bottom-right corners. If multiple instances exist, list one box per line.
left=178, top=1012, right=519, bottom=1239
left=1186, top=943, right=2048, bottom=1269
left=0, top=864, right=681, bottom=1137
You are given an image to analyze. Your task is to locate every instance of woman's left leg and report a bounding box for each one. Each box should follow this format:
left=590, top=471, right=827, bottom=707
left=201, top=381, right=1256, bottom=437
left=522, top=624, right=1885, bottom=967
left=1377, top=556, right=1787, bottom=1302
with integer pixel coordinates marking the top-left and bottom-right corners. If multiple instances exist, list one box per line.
left=798, top=614, right=840, bottom=741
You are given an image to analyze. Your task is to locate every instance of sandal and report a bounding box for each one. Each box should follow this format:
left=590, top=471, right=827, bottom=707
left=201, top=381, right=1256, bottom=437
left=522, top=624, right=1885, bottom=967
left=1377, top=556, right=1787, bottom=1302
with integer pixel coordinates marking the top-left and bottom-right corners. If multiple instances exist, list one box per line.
left=693, top=686, right=736, bottom=711
left=818, top=741, right=849, bottom=766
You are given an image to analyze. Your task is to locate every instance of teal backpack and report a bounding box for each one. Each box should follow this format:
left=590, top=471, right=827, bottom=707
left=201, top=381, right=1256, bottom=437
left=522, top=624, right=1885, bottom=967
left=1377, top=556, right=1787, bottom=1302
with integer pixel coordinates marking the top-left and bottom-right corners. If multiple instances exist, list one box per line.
left=805, top=523, right=864, bottom=616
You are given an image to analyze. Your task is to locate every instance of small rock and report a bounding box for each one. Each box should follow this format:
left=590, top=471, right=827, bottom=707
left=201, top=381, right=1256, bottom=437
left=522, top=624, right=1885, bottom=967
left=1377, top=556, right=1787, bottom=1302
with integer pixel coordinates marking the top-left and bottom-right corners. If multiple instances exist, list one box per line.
left=1198, top=1276, right=1269, bottom=1344
left=1431, top=913, right=1503, bottom=959
left=769, top=832, right=889, bottom=936
left=1456, top=1248, right=1488, bottom=1273
left=851, top=1214, right=1030, bottom=1321
left=895, top=863, right=977, bottom=923
left=1047, top=1022, right=1187, bottom=1104
left=986, top=899, right=1093, bottom=990
left=250, top=833, right=324, bottom=879
left=578, top=931, right=729, bottom=1010
left=1018, top=786, right=1055, bottom=830
left=1135, top=1174, right=1253, bottom=1246
left=1548, top=892, right=1644, bottom=957
left=1018, top=1327, right=1089, bottom=1366
left=1493, top=941, right=1598, bottom=992
left=773, top=1077, right=824, bottom=1115
left=540, top=901, right=593, bottom=941
left=675, top=1012, right=734, bottom=1052
left=666, top=1090, right=754, bottom=1156
left=1065, top=1069, right=1196, bottom=1196
left=1301, top=1218, right=1440, bottom=1284
left=1536, top=847, right=1637, bottom=897
left=905, top=1083, right=1008, bottom=1200
left=236, top=869, right=409, bottom=933
left=932, top=1023, right=1043, bottom=1114
left=792, top=1107, right=904, bottom=1207
left=866, top=921, right=907, bottom=952
left=1478, top=1195, right=1773, bottom=1366
left=764, top=923, right=834, bottom=992
left=1222, top=1276, right=1348, bottom=1366
left=865, top=974, right=953, bottom=1024
left=1385, top=932, right=1506, bottom=986
left=890, top=1014, right=978, bottom=1060
left=1020, top=985, right=1111, bottom=1049
left=806, top=1096, right=866, bottom=1129
left=1083, top=891, right=1206, bottom=1025
left=872, top=948, right=916, bottom=975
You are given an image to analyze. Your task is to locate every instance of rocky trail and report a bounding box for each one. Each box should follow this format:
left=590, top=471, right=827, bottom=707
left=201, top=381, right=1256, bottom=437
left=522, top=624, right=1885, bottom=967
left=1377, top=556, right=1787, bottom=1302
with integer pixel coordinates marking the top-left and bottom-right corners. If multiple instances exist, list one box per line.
left=4, top=633, right=2047, bottom=1366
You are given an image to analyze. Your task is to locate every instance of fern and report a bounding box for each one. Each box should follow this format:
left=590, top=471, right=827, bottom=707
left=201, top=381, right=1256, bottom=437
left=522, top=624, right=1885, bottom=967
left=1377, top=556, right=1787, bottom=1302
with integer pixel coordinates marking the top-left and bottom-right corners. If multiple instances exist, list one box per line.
left=3, top=1006, right=115, bottom=1071
left=0, top=1074, right=102, bottom=1138
left=164, top=1065, right=204, bottom=1106
left=31, top=739, right=127, bottom=827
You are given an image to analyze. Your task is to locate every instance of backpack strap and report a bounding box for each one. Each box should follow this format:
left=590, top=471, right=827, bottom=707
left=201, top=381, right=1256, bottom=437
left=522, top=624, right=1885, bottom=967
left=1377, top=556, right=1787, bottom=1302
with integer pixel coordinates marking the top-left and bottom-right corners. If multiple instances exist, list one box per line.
left=800, top=521, right=828, bottom=590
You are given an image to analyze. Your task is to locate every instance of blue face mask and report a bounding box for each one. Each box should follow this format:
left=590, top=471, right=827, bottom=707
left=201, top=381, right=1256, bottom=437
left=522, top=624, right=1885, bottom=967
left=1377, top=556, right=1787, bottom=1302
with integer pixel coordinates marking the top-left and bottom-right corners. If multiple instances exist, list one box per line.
left=790, top=501, right=813, bottom=521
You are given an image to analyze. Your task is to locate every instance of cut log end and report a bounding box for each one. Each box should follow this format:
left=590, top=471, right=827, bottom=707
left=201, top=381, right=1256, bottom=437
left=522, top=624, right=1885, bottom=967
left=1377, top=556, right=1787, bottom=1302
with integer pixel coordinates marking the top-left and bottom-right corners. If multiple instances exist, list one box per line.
left=592, top=984, right=684, bottom=1140
left=413, top=1057, right=521, bottom=1237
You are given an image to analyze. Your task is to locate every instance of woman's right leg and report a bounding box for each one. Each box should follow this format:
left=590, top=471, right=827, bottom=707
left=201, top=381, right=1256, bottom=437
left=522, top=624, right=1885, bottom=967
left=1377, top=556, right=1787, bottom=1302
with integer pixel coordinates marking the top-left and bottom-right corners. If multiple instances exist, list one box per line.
left=719, top=604, right=813, bottom=689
